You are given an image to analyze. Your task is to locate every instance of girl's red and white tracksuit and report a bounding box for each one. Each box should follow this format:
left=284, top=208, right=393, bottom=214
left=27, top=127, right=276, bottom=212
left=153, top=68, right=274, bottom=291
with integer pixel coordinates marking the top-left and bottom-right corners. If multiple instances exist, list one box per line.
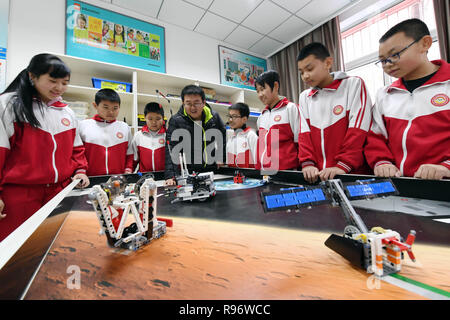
left=298, top=72, right=372, bottom=173
left=226, top=126, right=258, bottom=168
left=365, top=60, right=450, bottom=177
left=256, top=98, right=300, bottom=171
left=79, top=115, right=133, bottom=176
left=130, top=125, right=166, bottom=172
left=0, top=93, right=88, bottom=241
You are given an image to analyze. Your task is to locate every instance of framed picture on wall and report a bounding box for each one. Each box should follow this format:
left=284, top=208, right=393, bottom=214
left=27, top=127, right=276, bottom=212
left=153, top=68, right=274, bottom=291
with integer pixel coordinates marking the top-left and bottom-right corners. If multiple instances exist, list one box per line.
left=218, top=45, right=267, bottom=90
left=66, top=0, right=165, bottom=73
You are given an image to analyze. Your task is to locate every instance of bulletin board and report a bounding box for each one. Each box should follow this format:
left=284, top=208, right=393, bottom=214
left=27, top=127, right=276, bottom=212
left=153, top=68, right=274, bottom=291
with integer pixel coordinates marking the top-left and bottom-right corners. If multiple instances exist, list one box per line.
left=219, top=45, right=267, bottom=90
left=65, top=0, right=166, bottom=73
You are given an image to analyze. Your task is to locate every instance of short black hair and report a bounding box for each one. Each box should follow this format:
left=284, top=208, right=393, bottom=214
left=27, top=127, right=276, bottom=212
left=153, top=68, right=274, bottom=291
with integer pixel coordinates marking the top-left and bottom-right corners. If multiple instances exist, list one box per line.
left=255, top=70, right=280, bottom=91
left=144, top=102, right=164, bottom=117
left=229, top=102, right=250, bottom=118
left=297, top=42, right=330, bottom=61
left=181, top=85, right=205, bottom=102
left=379, top=18, right=430, bottom=43
left=95, top=88, right=121, bottom=105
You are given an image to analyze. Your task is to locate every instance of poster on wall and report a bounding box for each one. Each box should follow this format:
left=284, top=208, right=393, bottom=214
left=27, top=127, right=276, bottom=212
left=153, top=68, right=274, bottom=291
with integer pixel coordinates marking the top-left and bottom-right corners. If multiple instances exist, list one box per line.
left=66, top=0, right=165, bottom=73
left=219, top=45, right=267, bottom=91
left=0, top=0, right=9, bottom=92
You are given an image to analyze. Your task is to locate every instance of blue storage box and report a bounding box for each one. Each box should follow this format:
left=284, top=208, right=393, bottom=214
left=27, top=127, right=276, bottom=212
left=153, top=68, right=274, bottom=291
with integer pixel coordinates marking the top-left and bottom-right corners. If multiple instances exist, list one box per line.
left=92, top=77, right=132, bottom=93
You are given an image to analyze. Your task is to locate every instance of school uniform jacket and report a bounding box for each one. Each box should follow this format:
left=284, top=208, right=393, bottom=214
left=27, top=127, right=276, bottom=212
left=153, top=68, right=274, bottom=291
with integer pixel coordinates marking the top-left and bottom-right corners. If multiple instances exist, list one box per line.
left=0, top=93, right=87, bottom=193
left=298, top=72, right=372, bottom=173
left=79, top=115, right=133, bottom=176
left=365, top=60, right=450, bottom=177
left=130, top=125, right=166, bottom=172
left=256, top=97, right=300, bottom=171
left=226, top=127, right=258, bottom=168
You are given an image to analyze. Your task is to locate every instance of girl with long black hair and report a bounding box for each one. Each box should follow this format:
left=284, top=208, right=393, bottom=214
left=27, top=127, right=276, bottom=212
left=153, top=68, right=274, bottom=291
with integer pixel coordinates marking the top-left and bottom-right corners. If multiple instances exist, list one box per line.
left=0, top=53, right=89, bottom=241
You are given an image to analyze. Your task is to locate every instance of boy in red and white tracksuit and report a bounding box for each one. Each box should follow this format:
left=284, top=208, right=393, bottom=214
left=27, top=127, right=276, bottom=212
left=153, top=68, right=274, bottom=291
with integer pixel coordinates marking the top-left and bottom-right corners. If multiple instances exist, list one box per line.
left=365, top=19, right=450, bottom=180
left=366, top=59, right=450, bottom=177
left=255, top=71, right=300, bottom=171
left=79, top=89, right=133, bottom=176
left=226, top=102, right=258, bottom=168
left=130, top=102, right=166, bottom=172
left=297, top=43, right=372, bottom=183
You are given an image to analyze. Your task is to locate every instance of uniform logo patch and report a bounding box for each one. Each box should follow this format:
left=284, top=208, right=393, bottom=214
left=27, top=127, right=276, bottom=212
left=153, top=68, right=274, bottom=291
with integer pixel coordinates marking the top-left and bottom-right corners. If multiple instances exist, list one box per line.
left=61, top=118, right=71, bottom=127
left=431, top=94, right=449, bottom=107
left=274, top=115, right=282, bottom=122
left=159, top=138, right=165, bottom=145
left=242, top=142, right=248, bottom=148
left=116, top=132, right=124, bottom=139
left=333, top=105, right=344, bottom=115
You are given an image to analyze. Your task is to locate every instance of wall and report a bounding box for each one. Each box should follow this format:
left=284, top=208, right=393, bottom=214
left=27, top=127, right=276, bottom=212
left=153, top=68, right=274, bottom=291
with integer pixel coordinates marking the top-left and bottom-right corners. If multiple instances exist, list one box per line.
left=6, top=0, right=263, bottom=86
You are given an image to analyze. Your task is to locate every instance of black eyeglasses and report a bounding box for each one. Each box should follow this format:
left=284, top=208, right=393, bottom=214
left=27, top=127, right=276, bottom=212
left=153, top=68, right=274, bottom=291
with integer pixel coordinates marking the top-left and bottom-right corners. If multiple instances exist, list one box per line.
left=227, top=115, right=242, bottom=120
left=375, top=38, right=420, bottom=68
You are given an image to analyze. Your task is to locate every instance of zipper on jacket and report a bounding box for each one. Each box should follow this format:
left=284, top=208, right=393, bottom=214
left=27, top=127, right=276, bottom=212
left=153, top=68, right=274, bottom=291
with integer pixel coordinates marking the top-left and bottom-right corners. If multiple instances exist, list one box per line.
left=51, top=134, right=58, bottom=183
left=321, top=128, right=326, bottom=170
left=105, top=147, right=109, bottom=175
left=399, top=119, right=412, bottom=175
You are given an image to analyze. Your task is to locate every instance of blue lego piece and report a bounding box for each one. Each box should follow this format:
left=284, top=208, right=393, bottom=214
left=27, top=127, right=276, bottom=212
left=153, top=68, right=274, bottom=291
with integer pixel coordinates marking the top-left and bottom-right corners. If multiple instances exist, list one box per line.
left=264, top=188, right=327, bottom=210
left=265, top=194, right=286, bottom=209
left=346, top=181, right=396, bottom=197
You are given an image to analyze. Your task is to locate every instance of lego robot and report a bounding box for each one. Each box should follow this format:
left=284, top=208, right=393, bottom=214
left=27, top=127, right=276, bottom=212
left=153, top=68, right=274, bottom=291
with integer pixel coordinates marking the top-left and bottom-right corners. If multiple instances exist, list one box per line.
left=89, top=174, right=167, bottom=251
left=168, top=153, right=215, bottom=203
left=261, top=179, right=416, bottom=277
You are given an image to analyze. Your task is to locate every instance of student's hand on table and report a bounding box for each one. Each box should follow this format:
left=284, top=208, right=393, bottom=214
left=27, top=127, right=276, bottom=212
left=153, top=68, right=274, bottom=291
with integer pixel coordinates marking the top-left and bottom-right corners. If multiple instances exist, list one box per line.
left=216, top=163, right=225, bottom=169
left=165, top=178, right=176, bottom=186
left=0, top=199, right=5, bottom=220
left=414, top=164, right=450, bottom=180
left=319, top=167, right=346, bottom=181
left=73, top=173, right=90, bottom=189
left=302, top=166, right=319, bottom=183
left=124, top=168, right=133, bottom=174
left=374, top=164, right=401, bottom=178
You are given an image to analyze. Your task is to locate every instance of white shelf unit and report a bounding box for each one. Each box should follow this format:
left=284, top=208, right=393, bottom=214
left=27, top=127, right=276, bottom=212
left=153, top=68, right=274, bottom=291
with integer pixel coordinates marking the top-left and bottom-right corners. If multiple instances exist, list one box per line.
left=56, top=53, right=264, bottom=132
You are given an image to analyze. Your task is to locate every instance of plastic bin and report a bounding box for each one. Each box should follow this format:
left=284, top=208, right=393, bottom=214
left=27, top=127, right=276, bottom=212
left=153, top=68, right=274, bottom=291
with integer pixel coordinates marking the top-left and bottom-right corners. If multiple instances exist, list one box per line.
left=92, top=77, right=132, bottom=93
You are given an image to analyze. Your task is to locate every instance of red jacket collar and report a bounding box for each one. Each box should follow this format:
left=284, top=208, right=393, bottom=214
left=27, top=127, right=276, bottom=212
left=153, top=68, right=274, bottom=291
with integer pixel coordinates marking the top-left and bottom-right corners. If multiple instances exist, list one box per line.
left=262, top=97, right=290, bottom=113
left=388, top=59, right=450, bottom=92
left=232, top=126, right=252, bottom=136
left=33, top=96, right=67, bottom=107
left=308, top=79, right=344, bottom=97
left=93, top=114, right=116, bottom=123
left=142, top=125, right=166, bottom=134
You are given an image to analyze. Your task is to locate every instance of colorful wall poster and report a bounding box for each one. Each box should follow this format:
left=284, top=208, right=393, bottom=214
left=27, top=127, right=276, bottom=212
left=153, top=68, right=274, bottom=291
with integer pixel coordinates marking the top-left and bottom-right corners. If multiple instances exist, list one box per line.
left=219, top=45, right=267, bottom=90
left=0, top=0, right=9, bottom=92
left=66, top=0, right=165, bottom=73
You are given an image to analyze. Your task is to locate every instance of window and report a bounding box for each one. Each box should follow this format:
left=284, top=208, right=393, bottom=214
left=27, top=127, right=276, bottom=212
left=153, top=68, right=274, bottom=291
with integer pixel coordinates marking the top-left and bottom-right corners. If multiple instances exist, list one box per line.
left=341, top=0, right=440, bottom=99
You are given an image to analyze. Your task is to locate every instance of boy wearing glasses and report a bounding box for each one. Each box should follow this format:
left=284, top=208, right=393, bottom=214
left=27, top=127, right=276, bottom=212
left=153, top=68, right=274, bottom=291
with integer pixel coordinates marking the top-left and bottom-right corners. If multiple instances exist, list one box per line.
left=365, top=18, right=450, bottom=180
left=226, top=102, right=258, bottom=168
left=165, top=85, right=226, bottom=185
left=297, top=42, right=372, bottom=183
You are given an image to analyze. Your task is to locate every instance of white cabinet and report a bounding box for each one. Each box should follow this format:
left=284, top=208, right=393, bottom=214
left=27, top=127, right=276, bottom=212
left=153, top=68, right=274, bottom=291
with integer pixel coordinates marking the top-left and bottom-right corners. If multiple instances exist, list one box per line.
left=56, top=54, right=264, bottom=131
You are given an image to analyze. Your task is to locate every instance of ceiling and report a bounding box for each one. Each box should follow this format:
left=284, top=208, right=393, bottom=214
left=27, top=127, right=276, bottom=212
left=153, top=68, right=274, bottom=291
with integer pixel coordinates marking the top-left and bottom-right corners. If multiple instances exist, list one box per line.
left=101, top=0, right=360, bottom=58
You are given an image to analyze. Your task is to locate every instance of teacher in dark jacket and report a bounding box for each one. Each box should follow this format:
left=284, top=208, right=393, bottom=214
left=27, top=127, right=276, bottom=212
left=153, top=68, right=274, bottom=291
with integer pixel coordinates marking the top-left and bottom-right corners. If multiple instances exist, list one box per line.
left=165, top=85, right=226, bottom=185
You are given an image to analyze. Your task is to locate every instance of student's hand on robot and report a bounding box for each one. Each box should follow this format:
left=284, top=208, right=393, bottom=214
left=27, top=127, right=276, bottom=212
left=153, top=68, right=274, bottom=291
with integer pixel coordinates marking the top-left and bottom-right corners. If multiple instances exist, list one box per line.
left=0, top=199, right=5, bottom=220
left=165, top=178, right=176, bottom=186
left=414, top=164, right=450, bottom=180
left=319, top=167, right=346, bottom=181
left=302, top=166, right=319, bottom=183
left=73, top=173, right=90, bottom=188
left=374, top=163, right=401, bottom=178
